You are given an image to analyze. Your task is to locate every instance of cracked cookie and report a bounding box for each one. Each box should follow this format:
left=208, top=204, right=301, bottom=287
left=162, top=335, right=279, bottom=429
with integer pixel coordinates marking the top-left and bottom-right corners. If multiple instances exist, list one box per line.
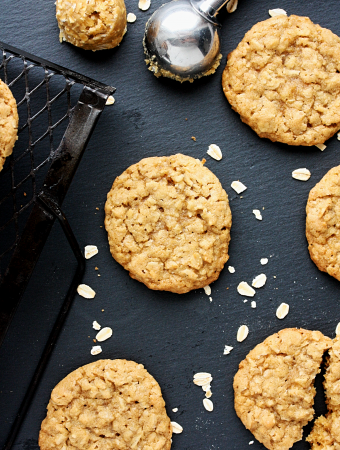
left=39, top=359, right=172, bottom=450
left=306, top=165, right=340, bottom=281
left=222, top=15, right=340, bottom=146
left=234, top=328, right=332, bottom=450
left=104, top=154, right=232, bottom=294
left=0, top=79, right=18, bottom=172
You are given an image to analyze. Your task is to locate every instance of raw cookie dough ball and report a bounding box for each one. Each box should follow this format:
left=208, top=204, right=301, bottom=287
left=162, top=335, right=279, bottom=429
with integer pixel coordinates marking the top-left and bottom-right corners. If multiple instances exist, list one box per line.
left=105, top=154, right=232, bottom=294
left=0, top=79, right=18, bottom=172
left=56, top=0, right=127, bottom=51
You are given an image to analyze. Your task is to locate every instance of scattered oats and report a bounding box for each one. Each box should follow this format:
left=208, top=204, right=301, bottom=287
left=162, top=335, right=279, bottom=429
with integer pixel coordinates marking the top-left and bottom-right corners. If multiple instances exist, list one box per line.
left=202, top=383, right=211, bottom=392
left=84, top=245, right=98, bottom=259
left=171, top=422, right=183, bottom=434
left=292, top=168, right=311, bottom=181
left=336, top=322, right=340, bottom=335
left=203, top=398, right=214, bottom=412
left=251, top=301, right=256, bottom=308
left=268, top=8, right=287, bottom=17
left=260, top=258, right=268, bottom=265
left=227, top=0, right=238, bottom=13
left=95, top=327, right=113, bottom=342
left=276, top=302, right=290, bottom=319
left=92, top=320, right=101, bottom=330
left=139, top=0, right=150, bottom=10
left=252, top=273, right=267, bottom=288
left=231, top=180, right=247, bottom=194
left=237, top=281, right=255, bottom=297
left=105, top=96, right=115, bottom=105
left=253, top=209, right=262, bottom=220
left=249, top=441, right=254, bottom=445
left=228, top=266, right=235, bottom=273
left=223, top=345, right=233, bottom=355
left=91, top=345, right=102, bottom=355
left=316, top=143, right=327, bottom=151
left=237, top=324, right=249, bottom=342
left=193, top=376, right=213, bottom=386
left=127, top=12, right=136, bottom=22
left=172, top=408, right=178, bottom=412
left=77, top=284, right=96, bottom=299
left=203, top=285, right=211, bottom=295
left=205, top=390, right=212, bottom=398
left=207, top=144, right=222, bottom=161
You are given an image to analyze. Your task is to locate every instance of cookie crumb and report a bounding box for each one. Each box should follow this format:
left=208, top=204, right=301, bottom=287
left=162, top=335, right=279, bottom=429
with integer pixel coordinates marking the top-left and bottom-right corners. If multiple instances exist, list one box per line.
left=268, top=8, right=287, bottom=17
left=276, top=302, right=289, bottom=319
left=203, top=398, right=213, bottom=412
left=292, top=168, right=311, bottom=181
left=228, top=265, right=235, bottom=273
left=127, top=12, right=136, bottom=22
left=92, top=320, right=101, bottom=330
left=84, top=245, right=98, bottom=259
left=237, top=325, right=249, bottom=342
left=171, top=421, right=183, bottom=434
left=231, top=180, right=247, bottom=194
left=90, top=345, right=102, bottom=355
left=105, top=96, right=115, bottom=105
left=252, top=274, right=267, bottom=288
left=253, top=209, right=262, bottom=220
left=77, top=284, right=96, bottom=299
left=191, top=136, right=196, bottom=141
left=237, top=281, right=255, bottom=297
left=223, top=345, right=233, bottom=355
left=207, top=144, right=222, bottom=161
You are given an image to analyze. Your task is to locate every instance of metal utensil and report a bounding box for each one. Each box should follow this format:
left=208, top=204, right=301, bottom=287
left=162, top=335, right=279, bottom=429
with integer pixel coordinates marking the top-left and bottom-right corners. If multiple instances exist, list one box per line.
left=144, top=0, right=231, bottom=82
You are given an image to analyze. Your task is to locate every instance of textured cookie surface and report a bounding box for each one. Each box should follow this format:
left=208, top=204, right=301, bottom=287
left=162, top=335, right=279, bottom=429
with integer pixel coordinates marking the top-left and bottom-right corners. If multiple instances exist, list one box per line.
left=222, top=15, right=340, bottom=146
left=234, top=328, right=332, bottom=450
left=0, top=79, right=18, bottom=171
left=39, top=359, right=172, bottom=450
left=307, top=335, right=340, bottom=449
left=56, top=0, right=127, bottom=51
left=306, top=165, right=340, bottom=281
left=104, top=154, right=232, bottom=294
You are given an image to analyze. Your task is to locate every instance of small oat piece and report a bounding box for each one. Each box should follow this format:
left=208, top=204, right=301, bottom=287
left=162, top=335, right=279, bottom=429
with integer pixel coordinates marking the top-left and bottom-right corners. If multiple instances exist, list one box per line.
left=252, top=273, right=267, bottom=288
left=316, top=143, right=327, bottom=151
left=251, top=301, right=256, bottom=308
left=292, top=168, right=311, bottom=181
left=253, top=209, right=262, bottom=220
left=205, top=390, right=212, bottom=398
left=249, top=441, right=254, bottom=445
left=268, top=8, right=287, bottom=17
left=171, top=421, right=183, bottom=434
left=127, top=12, right=136, bottom=22
left=84, top=245, right=98, bottom=259
left=260, top=258, right=268, bottom=265
left=105, top=96, right=115, bottom=106
left=227, top=0, right=238, bottom=13
left=172, top=408, right=178, bottom=412
left=337, top=131, right=340, bottom=141
left=202, top=383, right=211, bottom=392
left=237, top=325, right=249, bottom=342
left=95, top=327, right=113, bottom=342
left=237, top=281, right=255, bottom=297
left=276, top=302, right=290, bottom=319
left=194, top=372, right=212, bottom=380
left=77, top=284, right=96, bottom=299
left=207, top=144, right=222, bottom=161
left=92, top=320, right=101, bottom=331
left=138, top=0, right=151, bottom=10
left=223, top=345, right=233, bottom=355
left=228, top=266, right=235, bottom=273
left=336, top=322, right=340, bottom=335
left=90, top=345, right=102, bottom=356
left=193, top=377, right=213, bottom=386
left=203, top=398, right=214, bottom=412
left=231, top=180, right=247, bottom=194
left=203, top=285, right=211, bottom=296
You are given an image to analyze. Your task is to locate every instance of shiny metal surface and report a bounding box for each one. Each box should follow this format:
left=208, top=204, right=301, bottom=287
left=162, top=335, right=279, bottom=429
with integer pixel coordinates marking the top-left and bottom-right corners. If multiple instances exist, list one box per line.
left=144, top=0, right=229, bottom=79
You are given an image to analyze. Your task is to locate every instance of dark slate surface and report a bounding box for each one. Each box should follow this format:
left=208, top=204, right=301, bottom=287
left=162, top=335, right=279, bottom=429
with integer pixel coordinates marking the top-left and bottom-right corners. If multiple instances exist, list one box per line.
left=1, top=0, right=340, bottom=449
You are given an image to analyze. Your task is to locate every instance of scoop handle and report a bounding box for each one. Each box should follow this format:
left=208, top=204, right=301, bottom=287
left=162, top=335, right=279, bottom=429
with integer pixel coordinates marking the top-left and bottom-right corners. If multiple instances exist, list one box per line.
left=191, top=0, right=230, bottom=24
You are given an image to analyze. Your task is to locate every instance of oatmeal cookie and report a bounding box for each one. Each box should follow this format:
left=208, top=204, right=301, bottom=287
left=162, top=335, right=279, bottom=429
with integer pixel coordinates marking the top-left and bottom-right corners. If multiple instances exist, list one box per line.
left=0, top=79, right=18, bottom=172
left=104, top=154, right=232, bottom=294
left=222, top=15, right=340, bottom=146
left=56, top=0, right=127, bottom=51
left=39, top=359, right=172, bottom=450
left=234, top=328, right=332, bottom=450
left=306, top=165, right=340, bottom=281
left=307, top=335, right=340, bottom=449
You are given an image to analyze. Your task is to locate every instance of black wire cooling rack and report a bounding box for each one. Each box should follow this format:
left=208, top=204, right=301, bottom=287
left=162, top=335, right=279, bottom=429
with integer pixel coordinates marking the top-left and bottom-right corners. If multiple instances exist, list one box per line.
left=0, top=41, right=115, bottom=450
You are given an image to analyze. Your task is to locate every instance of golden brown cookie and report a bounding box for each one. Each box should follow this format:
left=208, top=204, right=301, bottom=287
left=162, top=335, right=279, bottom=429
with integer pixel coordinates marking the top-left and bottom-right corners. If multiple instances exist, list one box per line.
left=56, top=0, right=127, bottom=51
left=306, top=166, right=340, bottom=281
left=222, top=15, right=340, bottom=146
left=234, top=328, right=332, bottom=450
left=104, top=154, right=232, bottom=294
left=39, top=359, right=172, bottom=450
left=307, top=335, right=340, bottom=449
left=0, top=79, right=18, bottom=172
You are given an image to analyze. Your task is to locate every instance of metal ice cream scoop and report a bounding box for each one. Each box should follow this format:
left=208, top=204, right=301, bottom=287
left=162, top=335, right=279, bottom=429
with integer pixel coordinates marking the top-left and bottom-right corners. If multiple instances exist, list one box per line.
left=144, top=0, right=231, bottom=81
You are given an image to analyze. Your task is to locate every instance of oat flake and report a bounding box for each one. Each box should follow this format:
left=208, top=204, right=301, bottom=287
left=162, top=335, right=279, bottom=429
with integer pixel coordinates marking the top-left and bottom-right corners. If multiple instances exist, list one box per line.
left=139, top=0, right=151, bottom=10
left=249, top=441, right=254, bottom=445
left=228, top=266, right=235, bottom=273
left=337, top=132, right=340, bottom=141
left=91, top=345, right=102, bottom=355
left=292, top=168, right=311, bottom=181
left=202, top=383, right=211, bottom=392
left=194, top=372, right=212, bottom=379
left=203, top=398, right=214, bottom=411
left=260, top=258, right=268, bottom=265
left=105, top=96, right=115, bottom=105
left=276, top=302, right=289, bottom=319
left=237, top=325, right=249, bottom=342
left=193, top=377, right=212, bottom=386
left=172, top=407, right=178, bottom=412
left=252, top=273, right=267, bottom=288
left=77, top=284, right=96, bottom=298
left=251, top=301, right=256, bottom=308
left=268, top=8, right=287, bottom=17
left=171, top=421, right=183, bottom=434
left=95, top=327, right=113, bottom=342
left=253, top=209, right=262, bottom=220
left=316, top=143, right=327, bottom=151
left=84, top=245, right=98, bottom=259
left=92, top=320, right=101, bottom=330
left=205, top=389, right=212, bottom=398
left=127, top=12, right=136, bottom=22
left=237, top=281, right=255, bottom=297
left=203, top=285, right=211, bottom=296
left=227, top=0, right=238, bottom=13
left=231, top=180, right=247, bottom=194
left=207, top=144, right=222, bottom=161
left=223, top=345, right=233, bottom=355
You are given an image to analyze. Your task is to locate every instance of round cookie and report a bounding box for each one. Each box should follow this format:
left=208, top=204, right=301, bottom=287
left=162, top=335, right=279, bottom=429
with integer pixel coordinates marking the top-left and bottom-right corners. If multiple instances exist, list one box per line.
left=306, top=165, right=340, bottom=281
left=234, top=328, right=332, bottom=450
left=104, top=154, right=232, bottom=294
left=0, top=79, right=18, bottom=172
left=222, top=15, right=340, bottom=146
left=39, top=359, right=172, bottom=450
left=56, top=0, right=127, bottom=51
